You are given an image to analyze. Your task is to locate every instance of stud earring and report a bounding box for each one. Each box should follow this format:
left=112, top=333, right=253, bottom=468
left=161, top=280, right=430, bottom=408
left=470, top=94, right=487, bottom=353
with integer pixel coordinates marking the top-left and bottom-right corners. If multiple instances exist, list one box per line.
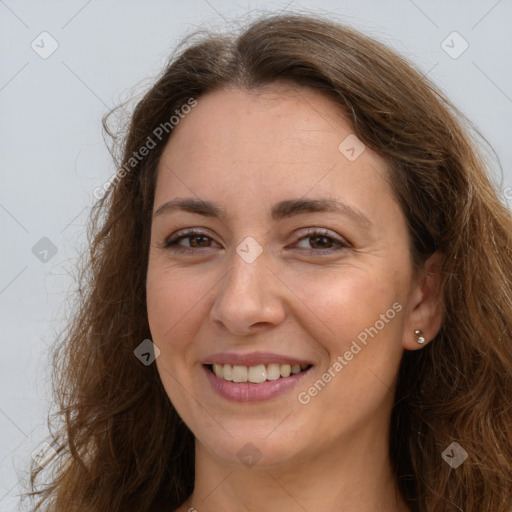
left=414, top=329, right=425, bottom=344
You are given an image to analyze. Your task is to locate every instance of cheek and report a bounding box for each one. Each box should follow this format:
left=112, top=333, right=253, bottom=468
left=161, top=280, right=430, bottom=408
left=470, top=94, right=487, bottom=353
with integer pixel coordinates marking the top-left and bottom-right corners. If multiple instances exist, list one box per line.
left=282, top=264, right=404, bottom=349
left=146, top=271, right=172, bottom=344
left=287, top=267, right=407, bottom=414
left=290, top=273, right=405, bottom=423
left=146, top=267, right=204, bottom=412
left=146, top=264, right=211, bottom=361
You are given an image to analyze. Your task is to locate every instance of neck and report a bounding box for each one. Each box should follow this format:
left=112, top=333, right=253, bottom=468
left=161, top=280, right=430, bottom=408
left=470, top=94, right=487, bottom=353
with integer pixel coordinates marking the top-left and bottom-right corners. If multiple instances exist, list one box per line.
left=178, top=424, right=410, bottom=512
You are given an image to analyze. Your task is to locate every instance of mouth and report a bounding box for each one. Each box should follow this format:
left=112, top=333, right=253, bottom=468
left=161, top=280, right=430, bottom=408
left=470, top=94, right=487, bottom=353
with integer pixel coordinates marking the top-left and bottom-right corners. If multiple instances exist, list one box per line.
left=205, top=363, right=313, bottom=384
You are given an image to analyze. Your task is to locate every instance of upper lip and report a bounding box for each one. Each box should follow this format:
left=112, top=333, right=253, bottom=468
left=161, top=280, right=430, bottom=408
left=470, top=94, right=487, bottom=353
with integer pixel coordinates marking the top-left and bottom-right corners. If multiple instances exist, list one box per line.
left=203, top=352, right=314, bottom=367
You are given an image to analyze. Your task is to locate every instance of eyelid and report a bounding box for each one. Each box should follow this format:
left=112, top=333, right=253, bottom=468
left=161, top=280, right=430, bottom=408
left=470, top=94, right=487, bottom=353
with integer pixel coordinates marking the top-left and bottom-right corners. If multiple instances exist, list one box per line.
left=159, top=227, right=218, bottom=249
left=294, top=227, right=351, bottom=247
left=158, top=226, right=351, bottom=254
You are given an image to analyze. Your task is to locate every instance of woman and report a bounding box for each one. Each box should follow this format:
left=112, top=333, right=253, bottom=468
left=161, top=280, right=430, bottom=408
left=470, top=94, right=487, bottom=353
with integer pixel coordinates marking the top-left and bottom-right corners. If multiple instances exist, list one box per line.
left=29, top=12, right=512, bottom=512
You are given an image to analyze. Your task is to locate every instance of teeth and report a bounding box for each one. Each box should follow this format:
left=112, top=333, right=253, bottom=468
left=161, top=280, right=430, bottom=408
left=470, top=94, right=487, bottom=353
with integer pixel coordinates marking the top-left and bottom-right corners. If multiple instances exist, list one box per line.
left=232, top=365, right=248, bottom=383
left=266, top=363, right=281, bottom=380
left=213, top=364, right=224, bottom=379
left=291, top=365, right=301, bottom=375
left=223, top=364, right=232, bottom=381
left=248, top=364, right=266, bottom=383
left=280, top=364, right=291, bottom=377
left=211, top=363, right=310, bottom=383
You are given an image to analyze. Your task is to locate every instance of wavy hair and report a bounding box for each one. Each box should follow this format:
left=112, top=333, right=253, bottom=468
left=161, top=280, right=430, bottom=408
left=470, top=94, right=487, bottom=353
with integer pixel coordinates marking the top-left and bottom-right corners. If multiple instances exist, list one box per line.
left=28, top=12, right=512, bottom=512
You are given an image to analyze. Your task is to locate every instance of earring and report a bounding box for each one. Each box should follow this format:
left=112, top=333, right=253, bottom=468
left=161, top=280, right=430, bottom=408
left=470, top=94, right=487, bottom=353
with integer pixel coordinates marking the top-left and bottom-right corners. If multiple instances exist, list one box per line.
left=414, top=329, right=425, bottom=344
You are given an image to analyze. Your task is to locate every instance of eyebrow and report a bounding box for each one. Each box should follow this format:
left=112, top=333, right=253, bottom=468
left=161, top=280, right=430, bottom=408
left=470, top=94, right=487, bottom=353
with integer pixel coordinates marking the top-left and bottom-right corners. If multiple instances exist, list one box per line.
left=153, top=197, right=372, bottom=227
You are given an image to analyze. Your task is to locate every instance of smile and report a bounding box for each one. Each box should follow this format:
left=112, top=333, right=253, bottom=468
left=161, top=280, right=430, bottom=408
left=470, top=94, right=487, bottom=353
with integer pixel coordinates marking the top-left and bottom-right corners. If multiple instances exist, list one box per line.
left=208, top=363, right=312, bottom=383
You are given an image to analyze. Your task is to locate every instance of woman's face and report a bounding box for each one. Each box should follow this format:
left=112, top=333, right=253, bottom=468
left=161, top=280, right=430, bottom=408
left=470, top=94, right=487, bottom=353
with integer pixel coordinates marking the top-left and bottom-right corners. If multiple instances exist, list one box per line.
left=146, top=84, right=434, bottom=468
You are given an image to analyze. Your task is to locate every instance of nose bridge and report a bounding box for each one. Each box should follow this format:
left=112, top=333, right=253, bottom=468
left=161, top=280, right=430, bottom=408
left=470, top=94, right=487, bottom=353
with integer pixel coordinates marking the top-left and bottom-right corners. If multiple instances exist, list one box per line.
left=209, top=235, right=285, bottom=333
left=222, top=236, right=270, bottom=300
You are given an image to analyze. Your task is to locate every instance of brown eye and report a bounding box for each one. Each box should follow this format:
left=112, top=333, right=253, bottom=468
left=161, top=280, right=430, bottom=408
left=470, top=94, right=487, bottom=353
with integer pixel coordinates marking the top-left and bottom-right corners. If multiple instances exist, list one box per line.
left=183, top=235, right=212, bottom=248
left=163, top=229, right=220, bottom=253
left=293, top=228, right=350, bottom=254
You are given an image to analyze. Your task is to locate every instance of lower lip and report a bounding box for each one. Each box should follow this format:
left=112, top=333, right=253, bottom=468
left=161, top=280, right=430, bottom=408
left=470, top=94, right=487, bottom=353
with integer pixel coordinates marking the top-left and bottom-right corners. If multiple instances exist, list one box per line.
left=203, top=365, right=312, bottom=403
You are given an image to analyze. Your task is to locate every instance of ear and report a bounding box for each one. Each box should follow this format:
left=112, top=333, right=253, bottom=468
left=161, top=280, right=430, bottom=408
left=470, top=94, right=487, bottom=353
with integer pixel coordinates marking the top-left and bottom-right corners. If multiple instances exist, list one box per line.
left=402, top=251, right=444, bottom=351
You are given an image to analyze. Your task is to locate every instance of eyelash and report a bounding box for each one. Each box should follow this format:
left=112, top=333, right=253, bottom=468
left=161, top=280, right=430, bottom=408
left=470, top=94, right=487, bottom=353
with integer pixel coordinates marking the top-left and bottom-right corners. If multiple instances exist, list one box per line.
left=160, top=227, right=350, bottom=255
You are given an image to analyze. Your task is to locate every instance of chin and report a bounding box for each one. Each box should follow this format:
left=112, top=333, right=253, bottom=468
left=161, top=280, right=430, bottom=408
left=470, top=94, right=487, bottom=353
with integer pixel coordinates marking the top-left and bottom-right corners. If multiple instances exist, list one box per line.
left=190, top=414, right=318, bottom=467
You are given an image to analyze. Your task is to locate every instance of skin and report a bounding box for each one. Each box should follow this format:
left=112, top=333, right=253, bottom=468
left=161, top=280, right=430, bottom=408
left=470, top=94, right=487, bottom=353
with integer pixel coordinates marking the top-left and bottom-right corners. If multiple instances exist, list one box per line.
left=146, top=84, right=442, bottom=512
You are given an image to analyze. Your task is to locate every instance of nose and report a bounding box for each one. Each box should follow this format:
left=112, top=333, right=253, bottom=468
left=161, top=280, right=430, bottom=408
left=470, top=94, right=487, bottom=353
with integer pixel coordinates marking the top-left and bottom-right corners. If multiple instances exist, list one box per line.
left=209, top=246, right=286, bottom=337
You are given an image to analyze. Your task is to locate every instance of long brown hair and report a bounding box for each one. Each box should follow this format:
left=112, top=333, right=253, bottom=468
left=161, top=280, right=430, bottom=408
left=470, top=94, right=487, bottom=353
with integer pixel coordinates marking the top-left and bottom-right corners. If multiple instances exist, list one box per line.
left=28, top=12, right=512, bottom=512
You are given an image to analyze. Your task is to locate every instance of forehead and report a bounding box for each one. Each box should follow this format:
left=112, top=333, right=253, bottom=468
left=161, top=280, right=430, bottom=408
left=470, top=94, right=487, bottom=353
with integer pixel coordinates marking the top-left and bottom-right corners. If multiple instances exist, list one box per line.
left=166, top=83, right=352, bottom=155
left=154, top=85, right=395, bottom=223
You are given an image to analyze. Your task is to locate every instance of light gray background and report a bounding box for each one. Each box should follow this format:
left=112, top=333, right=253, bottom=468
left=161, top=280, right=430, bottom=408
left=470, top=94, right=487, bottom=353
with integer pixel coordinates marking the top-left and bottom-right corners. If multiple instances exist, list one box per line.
left=1, top=0, right=511, bottom=509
